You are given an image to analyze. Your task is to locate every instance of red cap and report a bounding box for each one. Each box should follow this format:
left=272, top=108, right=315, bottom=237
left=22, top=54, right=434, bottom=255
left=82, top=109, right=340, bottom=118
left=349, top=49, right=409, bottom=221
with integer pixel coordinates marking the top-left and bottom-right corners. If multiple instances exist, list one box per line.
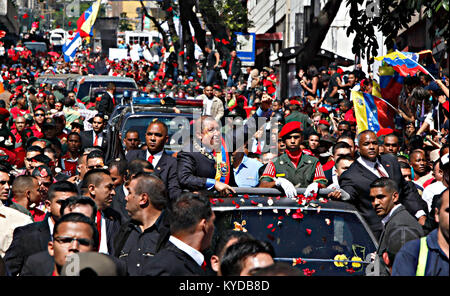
left=279, top=121, right=303, bottom=138
left=443, top=101, right=449, bottom=113
left=289, top=100, right=301, bottom=106
left=318, top=107, right=329, bottom=114
left=319, top=120, right=330, bottom=126
left=376, top=128, right=394, bottom=137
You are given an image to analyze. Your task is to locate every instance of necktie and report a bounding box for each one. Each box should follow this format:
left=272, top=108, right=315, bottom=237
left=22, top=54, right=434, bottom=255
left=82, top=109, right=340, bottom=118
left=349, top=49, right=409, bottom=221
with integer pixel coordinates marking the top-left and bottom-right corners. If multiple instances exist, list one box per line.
left=201, top=260, right=207, bottom=271
left=96, top=211, right=102, bottom=249
left=147, top=154, right=154, bottom=164
left=375, top=163, right=388, bottom=178
left=94, top=134, right=99, bottom=146
left=256, top=141, right=262, bottom=154
left=212, top=150, right=216, bottom=157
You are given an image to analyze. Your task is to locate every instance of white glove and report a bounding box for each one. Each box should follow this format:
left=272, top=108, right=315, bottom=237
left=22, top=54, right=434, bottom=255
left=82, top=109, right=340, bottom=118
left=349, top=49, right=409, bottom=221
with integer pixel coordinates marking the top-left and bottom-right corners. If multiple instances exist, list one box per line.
left=275, top=177, right=297, bottom=199
left=304, top=182, right=319, bottom=197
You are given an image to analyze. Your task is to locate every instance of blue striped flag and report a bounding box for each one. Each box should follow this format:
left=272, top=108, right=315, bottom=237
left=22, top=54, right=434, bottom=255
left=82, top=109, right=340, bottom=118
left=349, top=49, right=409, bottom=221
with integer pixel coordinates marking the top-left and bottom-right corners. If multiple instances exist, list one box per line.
left=62, top=32, right=82, bottom=62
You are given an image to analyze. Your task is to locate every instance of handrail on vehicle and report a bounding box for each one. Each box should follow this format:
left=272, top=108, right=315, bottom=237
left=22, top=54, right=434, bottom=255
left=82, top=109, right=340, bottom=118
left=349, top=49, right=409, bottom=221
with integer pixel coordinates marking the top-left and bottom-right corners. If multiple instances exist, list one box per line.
left=230, top=187, right=350, bottom=201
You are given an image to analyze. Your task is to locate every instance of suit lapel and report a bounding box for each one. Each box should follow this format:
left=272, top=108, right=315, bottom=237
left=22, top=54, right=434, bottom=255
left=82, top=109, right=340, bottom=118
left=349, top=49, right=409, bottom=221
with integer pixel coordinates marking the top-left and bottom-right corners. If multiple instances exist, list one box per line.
left=38, top=216, right=52, bottom=250
left=380, top=157, right=394, bottom=177
left=154, top=153, right=166, bottom=173
left=355, top=161, right=378, bottom=180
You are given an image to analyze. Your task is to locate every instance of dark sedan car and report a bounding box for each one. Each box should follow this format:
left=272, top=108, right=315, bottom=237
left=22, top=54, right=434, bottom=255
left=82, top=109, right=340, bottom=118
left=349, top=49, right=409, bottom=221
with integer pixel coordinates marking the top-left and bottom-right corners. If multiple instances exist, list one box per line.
left=211, top=188, right=379, bottom=276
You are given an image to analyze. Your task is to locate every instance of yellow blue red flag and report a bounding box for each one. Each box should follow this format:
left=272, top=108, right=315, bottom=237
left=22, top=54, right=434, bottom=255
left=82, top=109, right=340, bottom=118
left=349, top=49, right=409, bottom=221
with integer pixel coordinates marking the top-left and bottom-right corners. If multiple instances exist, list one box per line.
left=351, top=91, right=395, bottom=134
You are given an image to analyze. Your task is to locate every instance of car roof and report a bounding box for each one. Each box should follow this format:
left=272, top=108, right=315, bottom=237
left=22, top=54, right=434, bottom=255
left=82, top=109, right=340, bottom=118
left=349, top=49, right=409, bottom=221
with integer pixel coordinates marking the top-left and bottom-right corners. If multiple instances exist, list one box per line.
left=76, top=75, right=136, bottom=82
left=37, top=74, right=81, bottom=79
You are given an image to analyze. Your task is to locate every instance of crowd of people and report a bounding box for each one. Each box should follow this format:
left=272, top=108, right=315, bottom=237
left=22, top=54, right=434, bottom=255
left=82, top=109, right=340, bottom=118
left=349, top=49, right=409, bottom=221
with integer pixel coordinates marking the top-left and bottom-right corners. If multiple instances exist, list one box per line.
left=0, top=35, right=448, bottom=277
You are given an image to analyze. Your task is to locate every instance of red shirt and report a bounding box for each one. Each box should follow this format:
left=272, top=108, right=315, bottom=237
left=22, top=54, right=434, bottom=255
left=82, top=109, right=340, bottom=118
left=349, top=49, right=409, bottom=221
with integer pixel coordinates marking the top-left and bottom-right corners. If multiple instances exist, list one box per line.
left=61, top=153, right=79, bottom=177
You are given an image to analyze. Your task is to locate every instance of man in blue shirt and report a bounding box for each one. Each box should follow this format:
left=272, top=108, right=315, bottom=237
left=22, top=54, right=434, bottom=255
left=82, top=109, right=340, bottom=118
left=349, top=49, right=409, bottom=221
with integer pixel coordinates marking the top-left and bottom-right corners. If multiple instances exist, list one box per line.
left=392, top=188, right=449, bottom=276
left=232, top=151, right=263, bottom=187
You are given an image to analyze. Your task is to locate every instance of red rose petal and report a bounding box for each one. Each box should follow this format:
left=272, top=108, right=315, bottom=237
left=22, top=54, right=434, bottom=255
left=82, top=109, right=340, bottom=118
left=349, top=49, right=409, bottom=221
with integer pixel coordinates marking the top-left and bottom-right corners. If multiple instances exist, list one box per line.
left=267, top=224, right=274, bottom=229
left=250, top=200, right=258, bottom=205
left=306, top=228, right=312, bottom=235
left=346, top=268, right=355, bottom=274
left=243, top=194, right=249, bottom=199
left=271, top=228, right=276, bottom=232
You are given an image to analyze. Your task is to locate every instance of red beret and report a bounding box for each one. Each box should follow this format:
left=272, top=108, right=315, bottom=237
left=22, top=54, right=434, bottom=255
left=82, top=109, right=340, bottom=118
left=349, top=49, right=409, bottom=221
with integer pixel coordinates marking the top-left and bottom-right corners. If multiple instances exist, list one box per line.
left=443, top=101, right=449, bottom=113
left=289, top=99, right=301, bottom=106
left=279, top=121, right=303, bottom=138
left=0, top=108, right=10, bottom=120
left=319, top=120, right=330, bottom=126
left=213, top=84, right=221, bottom=90
left=376, top=128, right=394, bottom=137
left=318, top=107, right=329, bottom=114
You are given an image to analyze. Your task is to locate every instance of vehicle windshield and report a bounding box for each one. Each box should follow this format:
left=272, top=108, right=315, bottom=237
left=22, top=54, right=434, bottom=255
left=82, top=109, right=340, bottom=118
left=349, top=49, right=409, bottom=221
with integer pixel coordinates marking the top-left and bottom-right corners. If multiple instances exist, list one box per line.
left=213, top=206, right=377, bottom=276
left=24, top=43, right=47, bottom=53
left=76, top=81, right=137, bottom=99
left=122, top=114, right=192, bottom=153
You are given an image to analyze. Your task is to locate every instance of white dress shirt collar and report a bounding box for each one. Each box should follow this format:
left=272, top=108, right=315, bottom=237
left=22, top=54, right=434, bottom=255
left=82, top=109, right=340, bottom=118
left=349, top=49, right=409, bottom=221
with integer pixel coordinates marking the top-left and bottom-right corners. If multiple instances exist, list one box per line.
left=169, top=235, right=204, bottom=266
left=146, top=150, right=163, bottom=167
left=382, top=204, right=402, bottom=226
left=357, top=156, right=389, bottom=178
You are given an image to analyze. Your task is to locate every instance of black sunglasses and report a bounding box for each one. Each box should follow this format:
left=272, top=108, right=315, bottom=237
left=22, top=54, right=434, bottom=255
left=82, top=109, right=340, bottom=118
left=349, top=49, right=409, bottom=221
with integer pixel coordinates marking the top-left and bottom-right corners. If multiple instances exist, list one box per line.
left=35, top=113, right=45, bottom=117
left=54, top=236, right=92, bottom=247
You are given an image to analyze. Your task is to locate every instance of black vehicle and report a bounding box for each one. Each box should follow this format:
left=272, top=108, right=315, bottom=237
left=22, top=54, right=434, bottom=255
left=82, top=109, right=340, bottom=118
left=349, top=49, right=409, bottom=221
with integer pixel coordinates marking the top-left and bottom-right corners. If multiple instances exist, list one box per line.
left=105, top=96, right=202, bottom=161
left=211, top=188, right=379, bottom=276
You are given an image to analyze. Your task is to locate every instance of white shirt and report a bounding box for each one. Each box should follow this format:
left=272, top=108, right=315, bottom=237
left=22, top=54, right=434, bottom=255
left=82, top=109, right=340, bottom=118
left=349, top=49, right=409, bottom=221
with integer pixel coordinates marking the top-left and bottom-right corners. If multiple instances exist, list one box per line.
left=48, top=217, right=55, bottom=236
left=146, top=150, right=163, bottom=168
left=92, top=130, right=104, bottom=147
left=169, top=235, right=204, bottom=266
left=202, top=96, right=213, bottom=116
left=357, top=157, right=389, bottom=178
left=381, top=204, right=402, bottom=226
left=421, top=181, right=446, bottom=212
left=98, top=213, right=108, bottom=254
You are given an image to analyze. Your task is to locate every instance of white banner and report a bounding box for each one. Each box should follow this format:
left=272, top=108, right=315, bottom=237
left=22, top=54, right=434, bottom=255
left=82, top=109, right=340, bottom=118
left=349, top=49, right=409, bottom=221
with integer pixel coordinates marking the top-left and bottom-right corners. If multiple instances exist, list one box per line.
left=109, top=48, right=128, bottom=61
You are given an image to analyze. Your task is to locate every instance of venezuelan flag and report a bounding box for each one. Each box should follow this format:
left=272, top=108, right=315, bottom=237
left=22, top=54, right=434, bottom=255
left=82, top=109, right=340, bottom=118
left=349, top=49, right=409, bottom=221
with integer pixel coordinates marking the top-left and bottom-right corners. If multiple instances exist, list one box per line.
left=352, top=91, right=395, bottom=134
left=374, top=51, right=428, bottom=77
left=378, top=65, right=404, bottom=107
left=214, top=137, right=231, bottom=184
left=76, top=0, right=101, bottom=38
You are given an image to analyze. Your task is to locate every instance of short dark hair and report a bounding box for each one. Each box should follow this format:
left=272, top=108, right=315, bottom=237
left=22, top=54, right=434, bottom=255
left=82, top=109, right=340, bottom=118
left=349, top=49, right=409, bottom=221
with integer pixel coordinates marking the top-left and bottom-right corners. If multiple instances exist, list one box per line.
left=398, top=161, right=411, bottom=170
left=53, top=213, right=99, bottom=250
left=86, top=149, right=104, bottom=162
left=108, top=158, right=128, bottom=176
left=132, top=172, right=168, bottom=211
left=212, top=230, right=254, bottom=258
left=148, top=120, right=168, bottom=136
left=125, top=128, right=140, bottom=137
left=169, top=192, right=212, bottom=234
left=220, top=239, right=275, bottom=276
left=370, top=177, right=399, bottom=195
left=335, top=155, right=354, bottom=167
left=67, top=132, right=81, bottom=141
left=12, top=175, right=37, bottom=195
left=82, top=168, right=110, bottom=189
left=332, top=141, right=352, bottom=155
left=59, top=195, right=98, bottom=221
left=47, top=181, right=79, bottom=201
left=128, top=159, right=154, bottom=177
left=250, top=262, right=302, bottom=276
left=26, top=145, right=44, bottom=154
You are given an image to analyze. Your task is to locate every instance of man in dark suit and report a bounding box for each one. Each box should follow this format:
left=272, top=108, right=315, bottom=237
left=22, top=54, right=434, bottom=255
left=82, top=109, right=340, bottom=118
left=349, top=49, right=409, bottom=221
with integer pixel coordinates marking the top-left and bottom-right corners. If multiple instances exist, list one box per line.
left=80, top=113, right=108, bottom=153
left=113, top=173, right=170, bottom=276
left=4, top=181, right=79, bottom=275
left=98, top=83, right=116, bottom=116
left=126, top=120, right=181, bottom=201
left=82, top=168, right=122, bottom=255
left=339, top=130, right=427, bottom=240
left=142, top=192, right=214, bottom=276
left=20, top=213, right=99, bottom=276
left=369, top=178, right=424, bottom=275
left=177, top=115, right=236, bottom=195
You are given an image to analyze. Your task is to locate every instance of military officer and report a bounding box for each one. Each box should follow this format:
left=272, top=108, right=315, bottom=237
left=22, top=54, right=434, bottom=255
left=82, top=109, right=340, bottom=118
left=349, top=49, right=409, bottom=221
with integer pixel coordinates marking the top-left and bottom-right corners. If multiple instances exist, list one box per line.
left=259, top=121, right=328, bottom=198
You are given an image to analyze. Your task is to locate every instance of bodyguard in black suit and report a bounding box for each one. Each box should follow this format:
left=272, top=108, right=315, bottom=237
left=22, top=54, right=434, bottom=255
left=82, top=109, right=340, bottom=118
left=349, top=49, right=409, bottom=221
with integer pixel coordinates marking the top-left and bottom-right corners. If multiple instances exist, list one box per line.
left=339, top=130, right=427, bottom=240
left=98, top=83, right=116, bottom=116
left=142, top=192, right=214, bottom=276
left=126, top=120, right=181, bottom=201
left=80, top=113, right=109, bottom=153
left=369, top=178, right=424, bottom=275
left=83, top=168, right=123, bottom=255
left=20, top=251, right=54, bottom=276
left=113, top=174, right=171, bottom=276
left=177, top=115, right=236, bottom=195
left=3, top=214, right=52, bottom=276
